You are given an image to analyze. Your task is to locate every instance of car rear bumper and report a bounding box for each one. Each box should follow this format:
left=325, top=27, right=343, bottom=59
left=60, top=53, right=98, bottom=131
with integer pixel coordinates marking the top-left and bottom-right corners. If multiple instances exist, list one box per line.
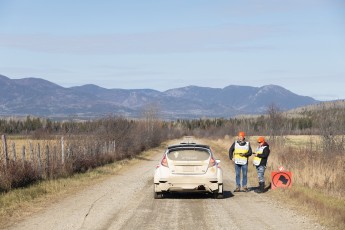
left=154, top=176, right=222, bottom=193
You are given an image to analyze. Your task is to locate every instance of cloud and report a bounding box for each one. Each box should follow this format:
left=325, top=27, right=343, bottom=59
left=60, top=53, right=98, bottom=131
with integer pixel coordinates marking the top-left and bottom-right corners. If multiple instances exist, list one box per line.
left=311, top=93, right=341, bottom=101
left=0, top=24, right=276, bottom=55
left=0, top=67, right=73, bottom=75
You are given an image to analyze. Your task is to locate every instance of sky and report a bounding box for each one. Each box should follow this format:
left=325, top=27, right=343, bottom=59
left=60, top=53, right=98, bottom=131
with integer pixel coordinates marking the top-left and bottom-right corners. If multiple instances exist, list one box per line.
left=0, top=0, right=344, bottom=101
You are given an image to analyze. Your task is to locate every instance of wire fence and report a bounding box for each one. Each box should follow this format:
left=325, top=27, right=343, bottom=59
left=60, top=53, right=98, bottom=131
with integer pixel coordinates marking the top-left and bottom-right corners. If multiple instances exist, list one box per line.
left=0, top=134, right=116, bottom=191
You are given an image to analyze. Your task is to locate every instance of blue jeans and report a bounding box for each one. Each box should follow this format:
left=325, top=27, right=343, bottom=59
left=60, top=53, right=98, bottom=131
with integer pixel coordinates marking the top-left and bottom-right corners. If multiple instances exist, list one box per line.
left=235, top=163, right=248, bottom=187
left=256, top=165, right=266, bottom=183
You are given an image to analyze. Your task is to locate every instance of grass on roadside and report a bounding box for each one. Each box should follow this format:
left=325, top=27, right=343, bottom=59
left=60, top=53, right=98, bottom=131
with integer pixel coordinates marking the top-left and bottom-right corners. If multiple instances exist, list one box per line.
left=208, top=136, right=345, bottom=230
left=0, top=160, right=125, bottom=227
left=271, top=185, right=345, bottom=230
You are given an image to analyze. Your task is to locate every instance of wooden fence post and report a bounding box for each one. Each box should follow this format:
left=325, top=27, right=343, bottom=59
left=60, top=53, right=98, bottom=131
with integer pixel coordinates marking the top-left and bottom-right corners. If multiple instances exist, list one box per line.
left=53, top=146, right=57, bottom=165
left=67, top=144, right=71, bottom=159
left=90, top=144, right=94, bottom=156
left=52, top=145, right=57, bottom=172
left=12, top=142, right=16, bottom=161
left=45, top=145, right=50, bottom=178
left=22, top=145, right=26, bottom=167
left=37, top=143, right=42, bottom=177
left=2, top=134, right=9, bottom=167
left=29, top=141, right=34, bottom=162
left=61, top=137, right=65, bottom=165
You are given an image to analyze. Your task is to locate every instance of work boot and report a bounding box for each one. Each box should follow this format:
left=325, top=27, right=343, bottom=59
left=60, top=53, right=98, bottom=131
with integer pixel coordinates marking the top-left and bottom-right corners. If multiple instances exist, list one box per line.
left=255, top=182, right=265, bottom=193
left=242, top=186, right=249, bottom=192
left=234, top=186, right=241, bottom=192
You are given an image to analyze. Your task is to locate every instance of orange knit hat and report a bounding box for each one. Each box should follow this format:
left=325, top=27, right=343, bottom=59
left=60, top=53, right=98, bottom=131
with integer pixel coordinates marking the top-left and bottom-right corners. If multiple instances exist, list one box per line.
left=257, top=136, right=265, bottom=143
left=238, top=131, right=245, bottom=137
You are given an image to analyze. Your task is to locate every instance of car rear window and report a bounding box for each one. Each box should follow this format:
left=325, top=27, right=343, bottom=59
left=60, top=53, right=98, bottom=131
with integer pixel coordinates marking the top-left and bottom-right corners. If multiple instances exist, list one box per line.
left=167, top=149, right=210, bottom=161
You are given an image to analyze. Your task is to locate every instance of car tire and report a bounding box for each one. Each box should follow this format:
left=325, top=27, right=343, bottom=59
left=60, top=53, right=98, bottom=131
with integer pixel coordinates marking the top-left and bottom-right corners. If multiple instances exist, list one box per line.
left=215, top=192, right=224, bottom=199
left=212, top=191, right=223, bottom=199
left=153, top=184, right=163, bottom=199
left=213, top=184, right=223, bottom=199
left=154, top=192, right=163, bottom=199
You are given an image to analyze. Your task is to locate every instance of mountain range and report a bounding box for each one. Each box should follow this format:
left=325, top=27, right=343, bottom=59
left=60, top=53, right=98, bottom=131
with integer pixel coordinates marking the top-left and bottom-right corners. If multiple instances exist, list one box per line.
left=0, top=74, right=319, bottom=119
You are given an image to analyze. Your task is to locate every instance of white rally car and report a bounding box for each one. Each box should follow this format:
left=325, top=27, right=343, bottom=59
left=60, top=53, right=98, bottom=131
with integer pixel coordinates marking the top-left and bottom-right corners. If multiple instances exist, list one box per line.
left=154, top=143, right=223, bottom=199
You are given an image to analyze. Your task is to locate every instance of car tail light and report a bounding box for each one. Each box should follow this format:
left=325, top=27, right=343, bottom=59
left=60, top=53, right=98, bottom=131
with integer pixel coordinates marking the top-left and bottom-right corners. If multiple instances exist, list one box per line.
left=208, top=157, right=216, bottom=168
left=161, top=155, right=169, bottom=167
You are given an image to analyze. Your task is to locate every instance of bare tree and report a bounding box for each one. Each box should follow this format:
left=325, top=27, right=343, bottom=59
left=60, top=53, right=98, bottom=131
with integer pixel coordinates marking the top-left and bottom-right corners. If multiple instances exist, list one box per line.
left=266, top=103, right=283, bottom=140
left=141, top=103, right=162, bottom=146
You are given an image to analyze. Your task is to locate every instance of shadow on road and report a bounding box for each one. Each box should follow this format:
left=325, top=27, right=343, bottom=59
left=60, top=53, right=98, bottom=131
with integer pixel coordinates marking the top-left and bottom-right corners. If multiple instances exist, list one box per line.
left=159, top=190, right=234, bottom=199
left=223, top=190, right=234, bottom=198
left=246, top=182, right=271, bottom=193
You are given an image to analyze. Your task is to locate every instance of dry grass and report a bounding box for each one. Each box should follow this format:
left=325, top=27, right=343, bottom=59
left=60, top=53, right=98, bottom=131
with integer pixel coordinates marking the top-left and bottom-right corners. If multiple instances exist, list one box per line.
left=271, top=185, right=345, bottom=230
left=267, top=137, right=345, bottom=199
left=283, top=135, right=320, bottom=148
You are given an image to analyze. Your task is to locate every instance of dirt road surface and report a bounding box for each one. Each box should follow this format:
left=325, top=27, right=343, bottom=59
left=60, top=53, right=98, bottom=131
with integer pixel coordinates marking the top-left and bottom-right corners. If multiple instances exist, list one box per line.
left=8, top=141, right=325, bottom=230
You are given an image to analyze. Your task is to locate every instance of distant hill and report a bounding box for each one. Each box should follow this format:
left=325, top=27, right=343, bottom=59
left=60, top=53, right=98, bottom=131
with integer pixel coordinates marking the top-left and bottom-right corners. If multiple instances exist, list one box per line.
left=284, top=99, right=345, bottom=116
left=0, top=74, right=320, bottom=119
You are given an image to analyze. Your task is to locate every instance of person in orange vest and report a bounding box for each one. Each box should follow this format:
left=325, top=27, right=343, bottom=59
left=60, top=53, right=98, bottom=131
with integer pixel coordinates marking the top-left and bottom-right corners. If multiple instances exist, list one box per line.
left=252, top=136, right=270, bottom=193
left=229, top=131, right=252, bottom=192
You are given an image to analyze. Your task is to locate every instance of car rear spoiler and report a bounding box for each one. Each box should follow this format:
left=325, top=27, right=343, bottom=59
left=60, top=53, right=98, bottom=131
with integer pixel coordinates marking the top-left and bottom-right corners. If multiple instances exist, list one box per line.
left=167, top=144, right=211, bottom=150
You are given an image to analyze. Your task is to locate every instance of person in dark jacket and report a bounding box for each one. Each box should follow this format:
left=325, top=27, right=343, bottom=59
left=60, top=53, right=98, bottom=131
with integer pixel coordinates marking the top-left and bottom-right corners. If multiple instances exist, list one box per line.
left=229, top=131, right=252, bottom=192
left=252, top=136, right=270, bottom=193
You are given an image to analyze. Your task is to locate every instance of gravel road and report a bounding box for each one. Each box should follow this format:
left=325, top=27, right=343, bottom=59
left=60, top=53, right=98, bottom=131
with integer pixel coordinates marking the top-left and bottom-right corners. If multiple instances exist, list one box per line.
left=8, top=141, right=325, bottom=230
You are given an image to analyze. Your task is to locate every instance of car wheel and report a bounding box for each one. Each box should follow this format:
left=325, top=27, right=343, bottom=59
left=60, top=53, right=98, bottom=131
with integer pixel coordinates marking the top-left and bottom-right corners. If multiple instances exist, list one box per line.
left=212, top=191, right=223, bottom=199
left=154, top=192, right=163, bottom=199
left=215, top=192, right=223, bottom=199
left=213, top=184, right=223, bottom=199
left=154, top=184, right=163, bottom=199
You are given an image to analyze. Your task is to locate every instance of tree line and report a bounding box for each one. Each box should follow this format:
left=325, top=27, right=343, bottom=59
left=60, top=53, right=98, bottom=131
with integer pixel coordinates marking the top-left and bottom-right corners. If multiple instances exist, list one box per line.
left=1, top=103, right=345, bottom=138
left=174, top=104, right=345, bottom=138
